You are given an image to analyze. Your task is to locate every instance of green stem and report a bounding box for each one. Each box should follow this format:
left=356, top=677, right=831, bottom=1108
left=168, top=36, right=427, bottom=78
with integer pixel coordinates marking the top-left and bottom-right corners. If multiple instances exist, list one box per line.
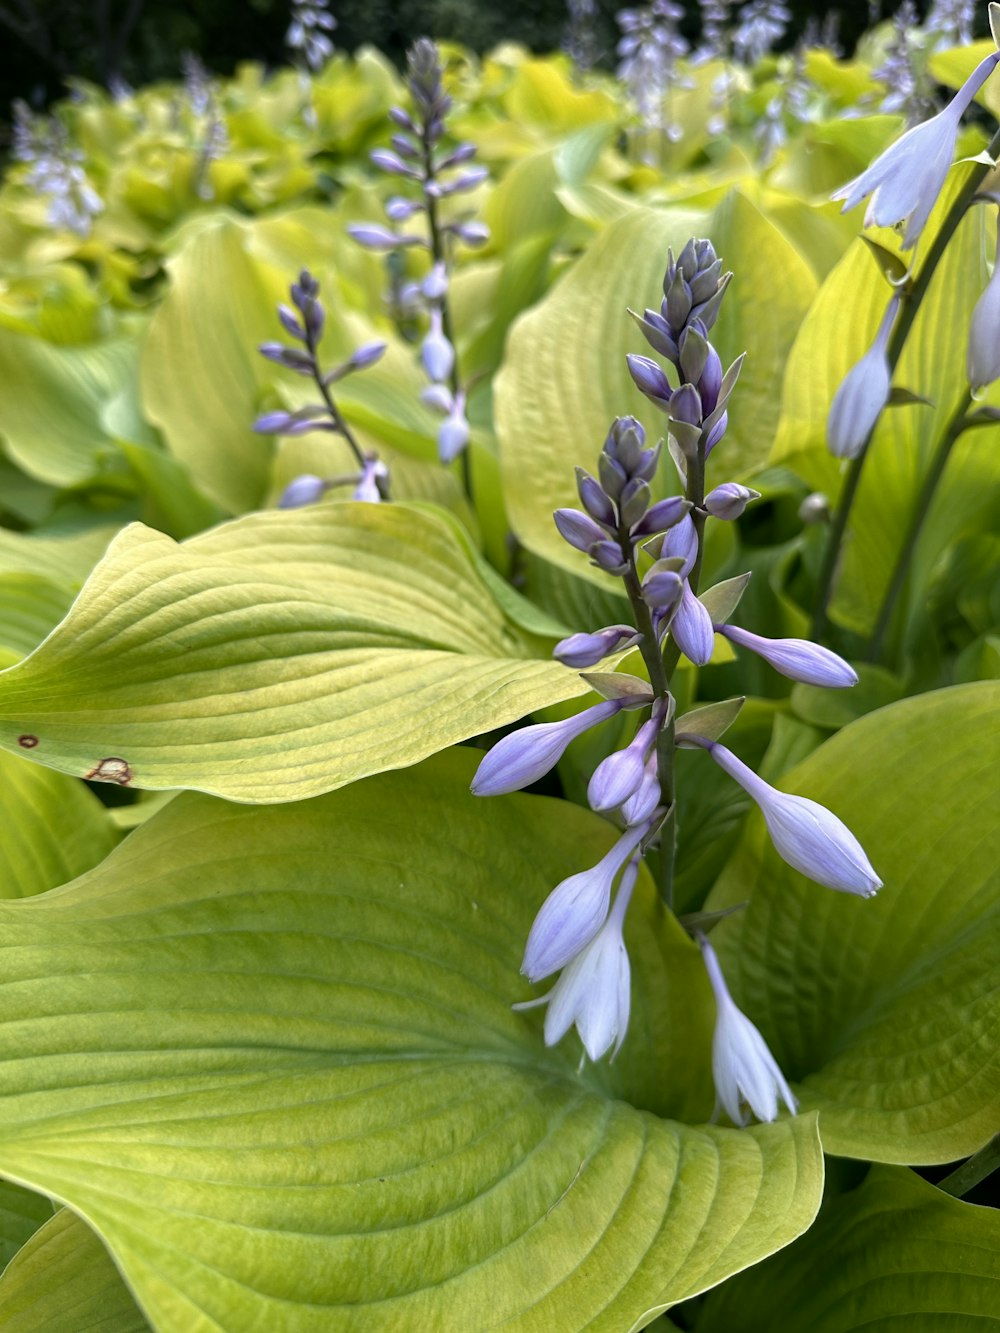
left=866, top=392, right=971, bottom=663
left=937, top=1131, right=1000, bottom=1198
left=811, top=123, right=1000, bottom=641
left=310, top=347, right=367, bottom=470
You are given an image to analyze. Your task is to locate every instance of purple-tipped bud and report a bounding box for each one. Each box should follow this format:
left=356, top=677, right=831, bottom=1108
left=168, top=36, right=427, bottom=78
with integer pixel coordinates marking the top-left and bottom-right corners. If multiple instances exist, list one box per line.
left=253, top=410, right=296, bottom=434
left=670, top=383, right=703, bottom=427
left=388, top=106, right=418, bottom=132
left=599, top=452, right=628, bottom=500
left=631, top=496, right=691, bottom=538
left=968, top=219, right=1000, bottom=391
left=471, top=698, right=622, bottom=797
left=353, top=456, right=389, bottom=503
left=621, top=754, right=660, bottom=827
left=278, top=474, right=328, bottom=508
left=705, top=409, right=728, bottom=455
left=350, top=341, right=387, bottom=371
left=370, top=148, right=422, bottom=179
left=698, top=343, right=724, bottom=414
left=719, top=624, right=858, bottom=687
left=436, top=142, right=478, bottom=169
left=642, top=567, right=684, bottom=612
left=704, top=483, right=761, bottom=520
left=451, top=220, right=490, bottom=247
left=554, top=625, right=642, bottom=669
left=258, top=342, right=315, bottom=376
left=438, top=393, right=470, bottom=463
left=670, top=583, right=715, bottom=665
left=421, top=383, right=454, bottom=414
left=587, top=712, right=663, bottom=812
left=660, top=513, right=698, bottom=577
left=827, top=297, right=898, bottom=459
left=521, top=821, right=648, bottom=982
left=422, top=262, right=449, bottom=301
left=705, top=741, right=882, bottom=896
left=626, top=354, right=673, bottom=410
left=433, top=166, right=489, bottom=195
left=278, top=304, right=305, bottom=340
left=629, top=307, right=678, bottom=362
left=576, top=469, right=616, bottom=528
left=590, top=540, right=629, bottom=574
left=389, top=133, right=420, bottom=160
left=347, top=223, right=404, bottom=251
left=385, top=195, right=423, bottom=222
left=553, top=508, right=607, bottom=552
left=421, top=307, right=455, bottom=383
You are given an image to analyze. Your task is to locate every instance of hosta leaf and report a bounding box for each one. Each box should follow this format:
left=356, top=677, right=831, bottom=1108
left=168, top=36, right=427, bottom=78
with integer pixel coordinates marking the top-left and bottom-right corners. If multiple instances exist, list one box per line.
left=0, top=749, right=117, bottom=899
left=708, top=682, right=1000, bottom=1163
left=0, top=502, right=591, bottom=802
left=495, top=193, right=815, bottom=580
left=699, top=1165, right=1000, bottom=1332
left=0, top=1208, right=148, bottom=1331
left=0, top=752, right=823, bottom=1331
left=0, top=574, right=75, bottom=667
left=0, top=1180, right=52, bottom=1269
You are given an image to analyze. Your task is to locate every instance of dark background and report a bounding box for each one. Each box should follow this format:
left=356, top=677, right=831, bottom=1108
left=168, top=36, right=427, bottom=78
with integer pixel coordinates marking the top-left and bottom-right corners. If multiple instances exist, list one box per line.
left=0, top=0, right=949, bottom=115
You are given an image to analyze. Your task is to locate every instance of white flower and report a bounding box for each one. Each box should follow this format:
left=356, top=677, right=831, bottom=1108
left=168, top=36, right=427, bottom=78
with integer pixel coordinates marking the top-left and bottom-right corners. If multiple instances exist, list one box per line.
left=826, top=295, right=897, bottom=459
left=700, top=933, right=797, bottom=1126
left=832, top=51, right=1000, bottom=248
left=516, top=858, right=638, bottom=1061
left=968, top=215, right=1000, bottom=392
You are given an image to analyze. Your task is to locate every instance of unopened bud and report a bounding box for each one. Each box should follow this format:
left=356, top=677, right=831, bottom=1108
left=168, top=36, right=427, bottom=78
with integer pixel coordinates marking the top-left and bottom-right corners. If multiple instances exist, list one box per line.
left=704, top=483, right=760, bottom=520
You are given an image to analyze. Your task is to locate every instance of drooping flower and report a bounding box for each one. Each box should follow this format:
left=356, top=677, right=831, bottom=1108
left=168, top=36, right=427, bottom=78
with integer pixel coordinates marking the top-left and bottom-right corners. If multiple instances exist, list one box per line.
left=832, top=51, right=1000, bottom=248
left=516, top=856, right=639, bottom=1061
left=553, top=625, right=642, bottom=668
left=699, top=740, right=882, bottom=896
left=967, top=210, right=1000, bottom=392
left=471, top=699, right=626, bottom=797
left=669, top=582, right=715, bottom=665
left=587, top=706, right=664, bottom=811
left=718, top=623, right=858, bottom=687
left=699, top=933, right=797, bottom=1126
left=521, top=821, right=649, bottom=982
left=826, top=296, right=898, bottom=459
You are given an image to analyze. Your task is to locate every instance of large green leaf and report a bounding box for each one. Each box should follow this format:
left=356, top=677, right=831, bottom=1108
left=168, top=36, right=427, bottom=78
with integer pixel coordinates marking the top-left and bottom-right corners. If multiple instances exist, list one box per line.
left=0, top=1208, right=149, bottom=1331
left=771, top=173, right=1000, bottom=637
left=0, top=752, right=822, bottom=1330
left=708, top=682, right=1000, bottom=1163
left=0, top=1180, right=52, bottom=1269
left=0, top=502, right=591, bottom=802
left=698, top=1165, right=1000, bottom=1332
left=494, top=193, right=816, bottom=578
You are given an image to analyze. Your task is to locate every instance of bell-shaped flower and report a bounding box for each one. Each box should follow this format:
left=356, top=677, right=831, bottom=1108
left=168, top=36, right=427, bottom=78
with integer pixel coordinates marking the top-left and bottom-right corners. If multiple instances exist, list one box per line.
left=704, top=740, right=882, bottom=897
left=471, top=699, right=623, bottom=797
left=420, top=307, right=455, bottom=383
left=660, top=513, right=698, bottom=577
left=699, top=933, right=797, bottom=1126
left=832, top=51, right=1000, bottom=248
left=587, top=707, right=664, bottom=812
left=621, top=753, right=660, bottom=827
left=521, top=822, right=648, bottom=983
left=553, top=625, right=641, bottom=669
left=826, top=296, right=898, bottom=459
left=670, top=583, right=715, bottom=666
left=277, top=473, right=328, bottom=508
left=438, top=391, right=470, bottom=463
left=718, top=624, right=858, bottom=687
left=352, top=456, right=388, bottom=503
left=968, top=217, right=1000, bottom=391
left=516, top=858, right=639, bottom=1061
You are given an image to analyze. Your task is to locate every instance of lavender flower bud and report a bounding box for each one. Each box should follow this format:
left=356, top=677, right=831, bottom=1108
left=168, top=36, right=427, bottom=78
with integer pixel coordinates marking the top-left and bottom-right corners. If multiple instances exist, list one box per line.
left=428, top=166, right=489, bottom=196
left=967, top=219, right=1000, bottom=391
left=698, top=343, right=724, bottom=414
left=630, top=496, right=691, bottom=538
left=254, top=410, right=296, bottom=434
left=389, top=133, right=420, bottom=160
left=451, top=220, right=490, bottom=247
left=618, top=478, right=649, bottom=528
left=705, top=409, right=728, bottom=454
left=604, top=415, right=646, bottom=470
left=438, top=392, right=470, bottom=463
left=422, top=262, right=449, bottom=301
left=704, top=741, right=882, bottom=896
left=621, top=755, right=660, bottom=827
left=587, top=712, right=663, bottom=812
left=669, top=383, right=703, bottom=427
left=660, top=513, right=697, bottom=577
left=718, top=624, right=858, bottom=687
left=471, top=698, right=623, bottom=797
left=278, top=474, right=328, bottom=508
left=436, top=142, right=478, bottom=169
left=370, top=148, right=422, bottom=179
left=278, top=304, right=305, bottom=340
left=590, top=540, right=630, bottom=574
left=258, top=343, right=315, bottom=376
left=576, top=469, right=617, bottom=527
left=704, top=483, right=761, bottom=520
left=421, top=384, right=454, bottom=415
left=679, top=326, right=709, bottom=386
left=553, top=625, right=642, bottom=669
left=626, top=354, right=673, bottom=410
left=385, top=195, right=423, bottom=222
left=628, top=307, right=678, bottom=362
left=642, top=567, right=684, bottom=612
left=554, top=508, right=608, bottom=552
left=347, top=223, right=404, bottom=251
left=388, top=105, right=418, bottom=132
left=353, top=456, right=389, bottom=503
left=421, top=308, right=455, bottom=383
left=670, top=583, right=715, bottom=666
left=827, top=297, right=898, bottom=459
left=521, top=821, right=648, bottom=982
left=598, top=452, right=628, bottom=500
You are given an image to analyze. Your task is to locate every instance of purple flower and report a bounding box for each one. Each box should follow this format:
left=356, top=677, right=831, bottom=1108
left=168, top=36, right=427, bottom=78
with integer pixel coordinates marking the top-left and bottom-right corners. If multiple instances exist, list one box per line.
left=704, top=741, right=882, bottom=896
left=968, top=215, right=1000, bottom=391
left=621, top=753, right=660, bottom=826
left=630, top=495, right=691, bottom=538
left=516, top=857, right=639, bottom=1060
left=521, top=821, right=648, bottom=982
left=471, top=699, right=624, bottom=797
left=660, top=513, right=698, bottom=576
left=353, top=457, right=388, bottom=503
left=554, top=508, right=608, bottom=553
left=700, top=933, right=797, bottom=1126
left=704, top=483, right=760, bottom=520
left=438, top=391, right=470, bottom=463
left=827, top=296, right=898, bottom=460
left=718, top=624, right=858, bottom=687
left=832, top=51, right=1000, bottom=248
left=420, top=307, right=455, bottom=383
left=553, top=625, right=642, bottom=668
left=669, top=583, right=715, bottom=666
left=587, top=708, right=663, bottom=812
left=277, top=474, right=328, bottom=508
left=626, top=353, right=673, bottom=409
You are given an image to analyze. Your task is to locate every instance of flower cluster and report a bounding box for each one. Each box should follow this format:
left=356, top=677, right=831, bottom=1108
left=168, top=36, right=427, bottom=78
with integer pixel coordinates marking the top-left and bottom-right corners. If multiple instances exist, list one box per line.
left=349, top=39, right=490, bottom=468
left=732, top=0, right=790, bottom=66
left=12, top=102, right=103, bottom=238
left=472, top=237, right=880, bottom=1126
left=286, top=0, right=336, bottom=71
left=563, top=0, right=602, bottom=78
left=253, top=270, right=389, bottom=505
left=182, top=53, right=229, bottom=201
left=616, top=1, right=691, bottom=150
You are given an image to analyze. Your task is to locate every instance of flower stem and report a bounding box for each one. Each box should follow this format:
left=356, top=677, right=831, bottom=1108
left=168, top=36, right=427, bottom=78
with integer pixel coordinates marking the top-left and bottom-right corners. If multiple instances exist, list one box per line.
left=866, top=392, right=971, bottom=663
left=307, top=337, right=367, bottom=471
left=811, top=125, right=1000, bottom=641
left=937, top=1131, right=1000, bottom=1198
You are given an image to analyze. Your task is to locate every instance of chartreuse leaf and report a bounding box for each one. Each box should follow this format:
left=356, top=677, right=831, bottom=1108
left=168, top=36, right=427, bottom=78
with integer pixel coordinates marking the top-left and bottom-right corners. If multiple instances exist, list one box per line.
left=0, top=748, right=116, bottom=899
left=0, top=574, right=75, bottom=667
left=698, top=1165, right=1000, bottom=1332
left=771, top=172, right=998, bottom=638
left=0, top=1208, right=149, bottom=1331
left=0, top=752, right=822, bottom=1331
left=0, top=502, right=592, bottom=803
left=708, top=682, right=1000, bottom=1163
left=494, top=193, right=815, bottom=580
left=0, top=1180, right=52, bottom=1268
